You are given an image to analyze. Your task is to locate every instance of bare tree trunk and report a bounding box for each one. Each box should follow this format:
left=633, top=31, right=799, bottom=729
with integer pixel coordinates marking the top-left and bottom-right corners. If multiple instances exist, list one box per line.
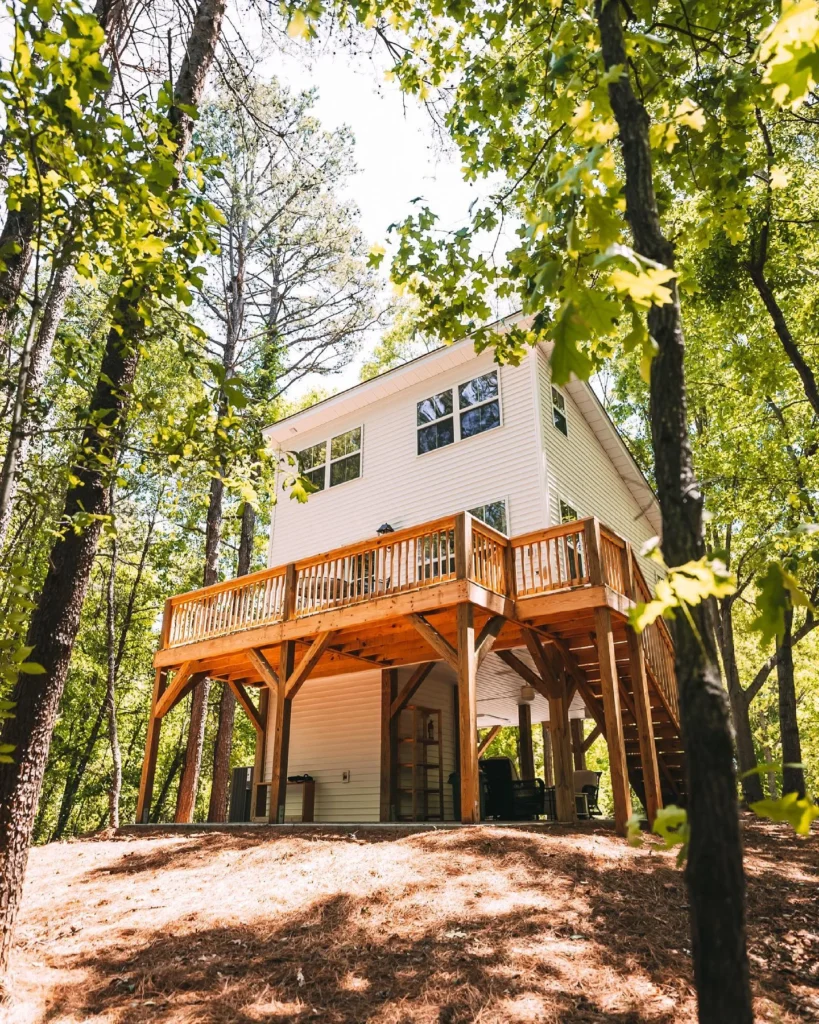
left=0, top=0, right=225, bottom=980
left=716, top=599, right=763, bottom=804
left=0, top=258, right=73, bottom=551
left=207, top=501, right=255, bottom=821
left=777, top=606, right=805, bottom=798
left=595, top=4, right=752, bottom=1022
left=104, top=533, right=122, bottom=829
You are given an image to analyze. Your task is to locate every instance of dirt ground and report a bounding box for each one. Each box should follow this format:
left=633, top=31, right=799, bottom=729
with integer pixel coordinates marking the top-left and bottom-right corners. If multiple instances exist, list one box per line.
left=3, top=817, right=817, bottom=1023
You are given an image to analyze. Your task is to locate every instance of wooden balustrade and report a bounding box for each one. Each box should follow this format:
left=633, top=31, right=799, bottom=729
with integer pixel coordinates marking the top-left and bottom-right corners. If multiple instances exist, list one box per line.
left=631, top=556, right=680, bottom=724
left=600, top=527, right=626, bottom=596
left=511, top=520, right=591, bottom=596
left=470, top=520, right=508, bottom=594
left=167, top=568, right=287, bottom=648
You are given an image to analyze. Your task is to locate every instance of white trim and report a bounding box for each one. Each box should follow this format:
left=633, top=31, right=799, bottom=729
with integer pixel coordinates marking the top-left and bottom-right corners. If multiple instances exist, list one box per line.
left=328, top=424, right=364, bottom=489
left=550, top=384, right=568, bottom=437
left=415, top=366, right=503, bottom=458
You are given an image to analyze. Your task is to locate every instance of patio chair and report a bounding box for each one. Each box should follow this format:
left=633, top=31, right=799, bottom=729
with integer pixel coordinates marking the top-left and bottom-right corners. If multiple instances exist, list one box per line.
left=573, top=769, right=603, bottom=816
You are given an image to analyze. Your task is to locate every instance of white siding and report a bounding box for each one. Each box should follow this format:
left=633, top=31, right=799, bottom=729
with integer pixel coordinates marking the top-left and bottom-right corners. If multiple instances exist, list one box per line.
left=535, top=347, right=662, bottom=586
left=263, top=670, right=382, bottom=823
left=268, top=349, right=547, bottom=565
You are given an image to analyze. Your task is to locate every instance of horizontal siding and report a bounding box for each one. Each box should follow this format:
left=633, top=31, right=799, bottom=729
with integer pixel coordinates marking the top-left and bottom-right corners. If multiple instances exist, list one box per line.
left=536, top=347, right=662, bottom=589
left=268, top=349, right=546, bottom=565
left=264, top=670, right=381, bottom=823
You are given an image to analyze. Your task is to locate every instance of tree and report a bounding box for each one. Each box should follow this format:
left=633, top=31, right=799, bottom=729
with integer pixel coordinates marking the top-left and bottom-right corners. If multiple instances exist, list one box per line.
left=0, top=0, right=226, bottom=980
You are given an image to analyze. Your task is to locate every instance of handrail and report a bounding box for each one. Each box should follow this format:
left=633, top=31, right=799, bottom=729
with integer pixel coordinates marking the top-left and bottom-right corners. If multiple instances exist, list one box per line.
left=630, top=551, right=680, bottom=725
left=511, top=518, right=591, bottom=596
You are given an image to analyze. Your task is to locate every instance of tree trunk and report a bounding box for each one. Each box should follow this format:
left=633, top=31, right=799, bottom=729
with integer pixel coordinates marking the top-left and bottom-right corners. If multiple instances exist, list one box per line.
left=151, top=742, right=185, bottom=823
left=0, top=258, right=73, bottom=551
left=0, top=0, right=225, bottom=980
left=595, top=4, right=752, bottom=1022
left=104, top=534, right=122, bottom=829
left=207, top=501, right=255, bottom=822
left=51, top=691, right=107, bottom=841
left=777, top=605, right=805, bottom=798
left=716, top=599, right=763, bottom=804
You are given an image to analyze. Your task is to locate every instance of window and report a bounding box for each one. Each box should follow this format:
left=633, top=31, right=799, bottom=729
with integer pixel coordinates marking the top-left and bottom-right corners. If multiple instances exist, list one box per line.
left=552, top=386, right=568, bottom=436
left=330, top=427, right=361, bottom=487
left=559, top=499, right=578, bottom=523
left=298, top=441, right=326, bottom=491
left=459, top=370, right=500, bottom=439
left=469, top=499, right=508, bottom=535
left=417, top=370, right=501, bottom=455
left=417, top=389, right=454, bottom=454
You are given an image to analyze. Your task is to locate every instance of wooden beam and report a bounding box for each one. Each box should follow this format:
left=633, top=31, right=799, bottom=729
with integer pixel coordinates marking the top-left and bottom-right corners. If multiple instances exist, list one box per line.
left=518, top=702, right=534, bottom=779
left=136, top=669, right=167, bottom=823
left=456, top=603, right=479, bottom=823
left=570, top=717, right=586, bottom=771
left=407, top=613, right=458, bottom=670
left=268, top=640, right=295, bottom=823
left=477, top=724, right=502, bottom=758
left=594, top=607, right=632, bottom=835
left=390, top=662, right=435, bottom=719
left=624, top=622, right=662, bottom=825
left=580, top=723, right=602, bottom=753
left=549, top=684, right=576, bottom=823
left=380, top=669, right=398, bottom=821
left=251, top=686, right=269, bottom=819
left=496, top=649, right=553, bottom=704
left=523, top=630, right=562, bottom=700
left=247, top=647, right=279, bottom=689
left=540, top=722, right=554, bottom=787
left=285, top=630, right=337, bottom=699
left=475, top=614, right=505, bottom=668
left=228, top=680, right=263, bottom=734
left=154, top=661, right=195, bottom=719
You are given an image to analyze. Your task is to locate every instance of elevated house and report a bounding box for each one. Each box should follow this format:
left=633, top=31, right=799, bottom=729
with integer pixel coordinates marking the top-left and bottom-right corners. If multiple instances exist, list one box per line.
left=136, top=326, right=683, bottom=834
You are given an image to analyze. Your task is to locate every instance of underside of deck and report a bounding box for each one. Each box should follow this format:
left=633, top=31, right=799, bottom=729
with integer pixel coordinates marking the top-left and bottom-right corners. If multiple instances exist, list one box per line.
left=137, top=514, right=685, bottom=834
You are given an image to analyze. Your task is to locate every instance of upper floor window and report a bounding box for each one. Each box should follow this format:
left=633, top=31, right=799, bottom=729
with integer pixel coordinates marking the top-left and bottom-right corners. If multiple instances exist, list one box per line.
left=298, top=441, right=326, bottom=491
left=459, top=371, right=500, bottom=438
left=552, top=386, right=568, bottom=436
left=330, top=427, right=361, bottom=486
left=417, top=389, right=454, bottom=454
left=298, top=427, right=362, bottom=491
left=417, top=370, right=501, bottom=455
left=559, top=499, right=578, bottom=523
left=469, top=499, right=508, bottom=535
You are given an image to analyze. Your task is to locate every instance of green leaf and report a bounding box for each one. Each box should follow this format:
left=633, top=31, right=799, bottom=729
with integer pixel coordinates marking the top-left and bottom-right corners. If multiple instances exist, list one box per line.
left=750, top=792, right=819, bottom=835
left=750, top=562, right=813, bottom=646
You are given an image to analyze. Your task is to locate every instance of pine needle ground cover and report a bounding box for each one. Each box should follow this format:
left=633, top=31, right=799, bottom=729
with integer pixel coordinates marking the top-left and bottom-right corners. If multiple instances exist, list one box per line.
left=6, top=820, right=816, bottom=1023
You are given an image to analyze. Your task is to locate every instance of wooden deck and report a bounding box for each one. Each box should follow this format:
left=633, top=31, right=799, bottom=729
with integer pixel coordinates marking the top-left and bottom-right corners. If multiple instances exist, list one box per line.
left=137, top=514, right=684, bottom=834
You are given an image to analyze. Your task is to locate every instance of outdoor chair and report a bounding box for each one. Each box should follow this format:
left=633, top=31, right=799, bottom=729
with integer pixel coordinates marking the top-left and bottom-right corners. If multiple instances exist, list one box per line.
left=480, top=756, right=546, bottom=820
left=574, top=769, right=603, bottom=816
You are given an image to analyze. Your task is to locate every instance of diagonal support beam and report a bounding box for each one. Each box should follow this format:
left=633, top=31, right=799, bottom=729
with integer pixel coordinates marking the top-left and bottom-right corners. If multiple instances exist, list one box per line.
left=155, top=662, right=204, bottom=719
left=228, top=680, right=263, bottom=734
left=523, top=630, right=563, bottom=700
left=407, top=613, right=458, bottom=670
left=475, top=615, right=505, bottom=668
left=496, top=649, right=554, bottom=703
left=477, top=724, right=502, bottom=758
left=580, top=722, right=603, bottom=752
left=247, top=647, right=279, bottom=689
left=285, top=630, right=337, bottom=699
left=390, top=661, right=435, bottom=719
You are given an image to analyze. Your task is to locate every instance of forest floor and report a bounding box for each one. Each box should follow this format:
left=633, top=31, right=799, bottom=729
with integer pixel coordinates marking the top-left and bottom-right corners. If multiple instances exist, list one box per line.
left=3, top=816, right=817, bottom=1024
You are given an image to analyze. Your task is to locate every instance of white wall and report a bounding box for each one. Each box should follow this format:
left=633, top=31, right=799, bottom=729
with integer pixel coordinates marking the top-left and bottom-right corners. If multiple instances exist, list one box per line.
left=267, top=348, right=546, bottom=566
left=535, top=347, right=661, bottom=586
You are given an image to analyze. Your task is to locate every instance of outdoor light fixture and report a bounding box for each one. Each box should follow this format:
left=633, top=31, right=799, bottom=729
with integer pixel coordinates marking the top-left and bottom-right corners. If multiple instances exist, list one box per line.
left=519, top=684, right=535, bottom=704
left=376, top=523, right=395, bottom=534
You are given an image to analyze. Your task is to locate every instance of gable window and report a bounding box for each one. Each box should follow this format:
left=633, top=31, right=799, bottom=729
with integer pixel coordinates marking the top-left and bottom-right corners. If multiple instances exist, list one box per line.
left=459, top=370, right=500, bottom=439
left=330, top=427, right=361, bottom=486
left=559, top=499, right=578, bottom=523
left=298, top=442, right=326, bottom=491
left=417, top=389, right=454, bottom=454
left=469, top=499, right=508, bottom=535
left=552, top=386, right=568, bottom=436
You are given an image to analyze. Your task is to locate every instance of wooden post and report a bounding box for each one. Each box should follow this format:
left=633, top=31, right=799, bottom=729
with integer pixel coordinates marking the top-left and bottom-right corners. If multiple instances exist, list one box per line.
left=454, top=511, right=474, bottom=580
left=456, top=602, right=479, bottom=823
left=549, top=684, right=576, bottom=823
left=380, top=669, right=398, bottom=821
left=594, top=606, right=632, bottom=834
left=517, top=702, right=534, bottom=778
left=252, top=686, right=269, bottom=819
left=622, top=542, right=662, bottom=824
left=583, top=517, right=604, bottom=586
left=541, top=722, right=554, bottom=786
left=268, top=640, right=295, bottom=824
left=570, top=718, right=586, bottom=770
left=135, top=668, right=167, bottom=823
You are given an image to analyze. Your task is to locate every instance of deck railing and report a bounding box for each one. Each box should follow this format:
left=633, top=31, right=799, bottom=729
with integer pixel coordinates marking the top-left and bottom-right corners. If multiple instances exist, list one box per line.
left=162, top=513, right=662, bottom=657
left=632, top=558, right=680, bottom=724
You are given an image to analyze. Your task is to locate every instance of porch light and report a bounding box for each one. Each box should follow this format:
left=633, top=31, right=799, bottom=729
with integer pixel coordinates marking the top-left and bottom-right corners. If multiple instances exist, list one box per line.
left=519, top=684, right=535, bottom=704
left=377, top=523, right=394, bottom=534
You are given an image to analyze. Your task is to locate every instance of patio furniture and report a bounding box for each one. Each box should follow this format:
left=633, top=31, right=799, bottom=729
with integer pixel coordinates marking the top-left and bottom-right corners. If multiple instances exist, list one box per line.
left=480, top=756, right=547, bottom=820
left=574, top=769, right=603, bottom=816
